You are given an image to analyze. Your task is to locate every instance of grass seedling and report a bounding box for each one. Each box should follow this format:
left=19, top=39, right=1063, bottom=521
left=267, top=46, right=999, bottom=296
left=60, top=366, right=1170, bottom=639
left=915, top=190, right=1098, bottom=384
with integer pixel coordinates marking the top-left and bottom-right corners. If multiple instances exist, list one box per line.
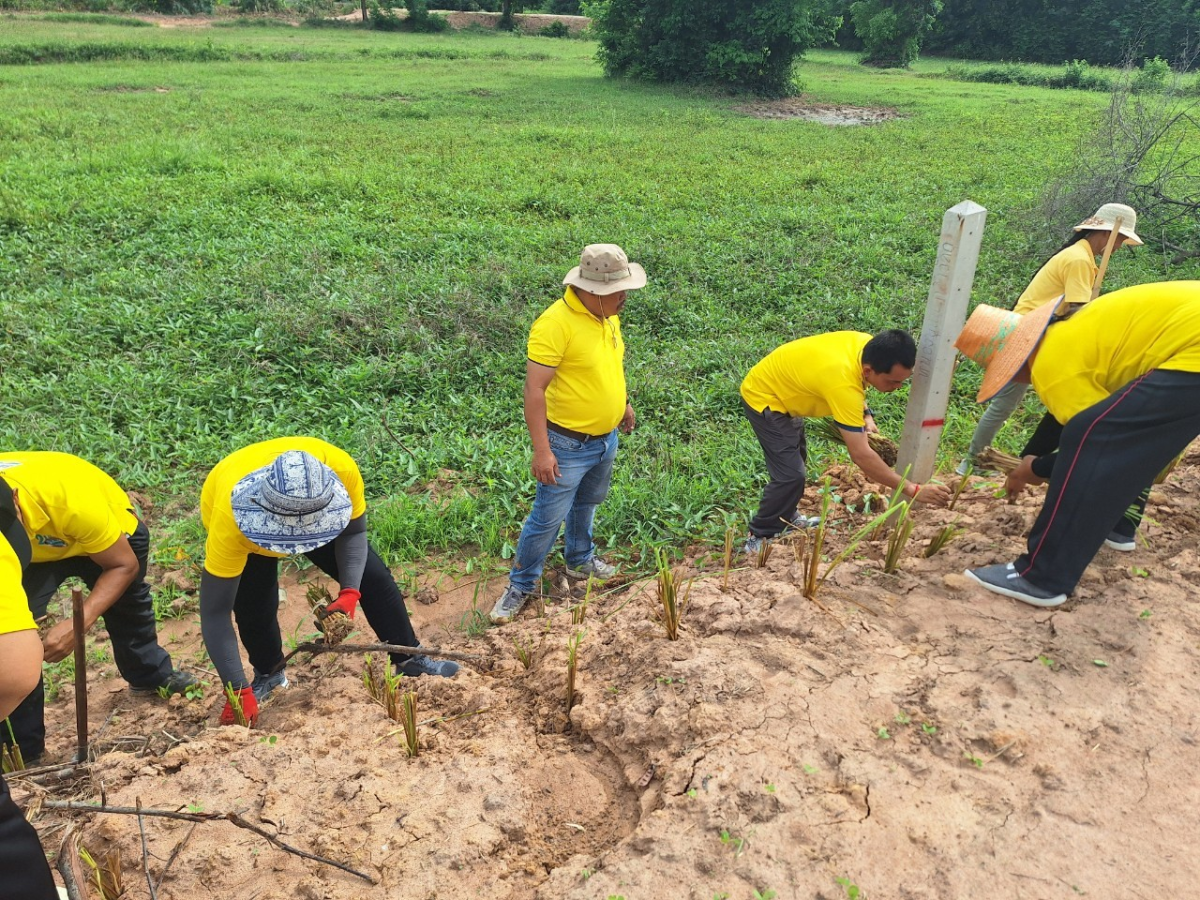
left=923, top=522, right=964, bottom=558
left=459, top=578, right=490, bottom=638
left=721, top=526, right=734, bottom=591
left=565, top=630, right=583, bottom=714
left=223, top=683, right=250, bottom=727
left=800, top=477, right=906, bottom=600
left=80, top=845, right=123, bottom=900
left=653, top=548, right=691, bottom=640
left=883, top=502, right=915, bottom=574
left=718, top=828, right=746, bottom=857
left=513, top=637, right=533, bottom=670
left=570, top=579, right=592, bottom=626
left=948, top=467, right=972, bottom=511
left=1, top=719, right=25, bottom=773
left=400, top=688, right=419, bottom=758
left=754, top=537, right=772, bottom=568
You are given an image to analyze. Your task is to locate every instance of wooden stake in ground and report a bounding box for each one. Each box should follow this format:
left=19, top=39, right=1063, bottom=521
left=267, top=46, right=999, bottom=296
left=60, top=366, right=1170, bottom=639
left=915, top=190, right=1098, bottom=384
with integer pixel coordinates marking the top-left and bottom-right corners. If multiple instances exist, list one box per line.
left=896, top=200, right=988, bottom=483
left=1090, top=215, right=1124, bottom=300
left=71, top=588, right=88, bottom=763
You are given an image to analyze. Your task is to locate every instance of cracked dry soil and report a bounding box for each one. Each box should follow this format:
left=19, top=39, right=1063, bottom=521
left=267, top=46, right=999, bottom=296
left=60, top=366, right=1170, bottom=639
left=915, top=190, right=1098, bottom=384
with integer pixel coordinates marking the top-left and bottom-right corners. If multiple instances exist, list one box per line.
left=19, top=446, right=1200, bottom=899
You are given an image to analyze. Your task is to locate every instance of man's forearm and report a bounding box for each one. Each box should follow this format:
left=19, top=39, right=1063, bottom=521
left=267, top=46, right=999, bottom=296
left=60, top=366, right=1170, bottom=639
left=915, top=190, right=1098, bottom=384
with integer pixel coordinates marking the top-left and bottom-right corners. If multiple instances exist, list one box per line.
left=523, top=385, right=552, bottom=452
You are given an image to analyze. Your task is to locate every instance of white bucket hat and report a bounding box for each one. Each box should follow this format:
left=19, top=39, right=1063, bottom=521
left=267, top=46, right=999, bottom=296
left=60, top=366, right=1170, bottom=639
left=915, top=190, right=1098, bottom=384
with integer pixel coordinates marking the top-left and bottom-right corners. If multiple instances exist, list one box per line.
left=230, top=450, right=352, bottom=555
left=563, top=243, right=647, bottom=296
left=1074, top=202, right=1143, bottom=246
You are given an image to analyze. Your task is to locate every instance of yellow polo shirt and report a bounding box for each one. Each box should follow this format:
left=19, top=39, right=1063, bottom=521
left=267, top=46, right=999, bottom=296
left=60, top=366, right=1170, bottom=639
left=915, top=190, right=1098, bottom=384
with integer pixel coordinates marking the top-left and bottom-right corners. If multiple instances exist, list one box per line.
left=0, top=452, right=138, bottom=563
left=740, top=332, right=871, bottom=429
left=528, top=287, right=627, bottom=436
left=200, top=437, right=367, bottom=578
left=1013, top=239, right=1096, bottom=315
left=1033, top=281, right=1200, bottom=424
left=0, top=539, right=34, bottom=635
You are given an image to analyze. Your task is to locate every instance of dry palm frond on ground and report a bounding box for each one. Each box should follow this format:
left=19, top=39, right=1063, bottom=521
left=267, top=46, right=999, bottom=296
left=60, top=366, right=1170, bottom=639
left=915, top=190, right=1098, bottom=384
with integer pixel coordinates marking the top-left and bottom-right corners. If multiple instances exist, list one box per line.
left=810, top=417, right=899, bottom=466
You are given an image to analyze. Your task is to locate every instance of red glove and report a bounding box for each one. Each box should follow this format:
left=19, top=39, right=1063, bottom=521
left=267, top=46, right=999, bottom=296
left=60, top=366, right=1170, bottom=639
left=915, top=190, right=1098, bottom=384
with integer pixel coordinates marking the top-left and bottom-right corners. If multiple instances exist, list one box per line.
left=324, top=588, right=362, bottom=620
left=220, top=687, right=259, bottom=727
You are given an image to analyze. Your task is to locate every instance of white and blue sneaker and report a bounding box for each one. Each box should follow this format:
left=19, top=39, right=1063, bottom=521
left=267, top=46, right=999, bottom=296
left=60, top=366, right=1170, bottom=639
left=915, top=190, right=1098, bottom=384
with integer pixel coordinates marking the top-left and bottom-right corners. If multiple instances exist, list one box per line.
left=251, top=669, right=289, bottom=703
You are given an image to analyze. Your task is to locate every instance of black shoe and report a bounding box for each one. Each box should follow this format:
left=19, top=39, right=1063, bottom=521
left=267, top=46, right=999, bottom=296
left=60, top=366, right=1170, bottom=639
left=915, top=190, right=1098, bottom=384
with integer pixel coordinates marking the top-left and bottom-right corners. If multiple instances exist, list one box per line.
left=130, top=669, right=198, bottom=697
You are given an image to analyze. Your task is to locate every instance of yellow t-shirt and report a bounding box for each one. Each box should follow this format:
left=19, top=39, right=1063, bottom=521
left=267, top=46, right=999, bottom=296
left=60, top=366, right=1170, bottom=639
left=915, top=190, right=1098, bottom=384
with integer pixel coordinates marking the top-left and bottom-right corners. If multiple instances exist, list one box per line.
left=201, top=437, right=368, bottom=578
left=740, top=332, right=871, bottom=429
left=0, top=538, right=34, bottom=635
left=0, top=452, right=138, bottom=563
left=1033, top=281, right=1200, bottom=424
left=1012, top=239, right=1096, bottom=315
left=527, top=287, right=627, bottom=436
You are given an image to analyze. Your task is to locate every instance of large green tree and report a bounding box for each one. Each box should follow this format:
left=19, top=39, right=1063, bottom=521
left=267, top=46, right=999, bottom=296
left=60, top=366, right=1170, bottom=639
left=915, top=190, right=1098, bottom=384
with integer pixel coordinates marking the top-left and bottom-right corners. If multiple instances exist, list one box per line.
left=594, top=0, right=840, bottom=96
left=849, top=0, right=943, bottom=67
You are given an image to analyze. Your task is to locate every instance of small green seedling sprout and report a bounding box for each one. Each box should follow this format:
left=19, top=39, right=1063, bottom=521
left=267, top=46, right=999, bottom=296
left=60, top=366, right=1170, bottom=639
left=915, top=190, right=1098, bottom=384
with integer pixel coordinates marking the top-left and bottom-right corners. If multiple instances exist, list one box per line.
left=803, top=763, right=818, bottom=774
left=1038, top=655, right=1056, bottom=669
left=964, top=752, right=984, bottom=769
left=921, top=722, right=938, bottom=735
left=1092, top=659, right=1109, bottom=668
left=763, top=783, right=776, bottom=793
left=835, top=876, right=862, bottom=899
left=686, top=788, right=697, bottom=798
left=1132, top=566, right=1150, bottom=578
left=876, top=726, right=891, bottom=740
left=894, top=710, right=912, bottom=725
left=1139, top=609, right=1153, bottom=619
left=753, top=890, right=778, bottom=900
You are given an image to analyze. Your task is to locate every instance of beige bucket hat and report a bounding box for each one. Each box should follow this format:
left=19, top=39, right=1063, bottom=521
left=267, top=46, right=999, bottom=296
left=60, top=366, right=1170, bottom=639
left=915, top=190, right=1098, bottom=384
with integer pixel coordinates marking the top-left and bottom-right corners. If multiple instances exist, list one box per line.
left=563, top=244, right=646, bottom=296
left=1074, top=202, right=1143, bottom=246
left=954, top=299, right=1062, bottom=402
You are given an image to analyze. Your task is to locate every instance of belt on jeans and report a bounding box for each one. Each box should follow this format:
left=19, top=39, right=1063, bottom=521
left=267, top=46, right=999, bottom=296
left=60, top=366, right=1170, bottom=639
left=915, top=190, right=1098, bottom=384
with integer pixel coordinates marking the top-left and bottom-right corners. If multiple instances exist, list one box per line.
left=547, top=421, right=605, bottom=442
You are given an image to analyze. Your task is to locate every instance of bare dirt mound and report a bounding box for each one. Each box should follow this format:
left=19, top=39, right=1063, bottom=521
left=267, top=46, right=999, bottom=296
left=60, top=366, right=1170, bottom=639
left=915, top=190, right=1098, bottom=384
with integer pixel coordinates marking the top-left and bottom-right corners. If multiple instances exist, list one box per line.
left=331, top=9, right=588, bottom=33
left=15, top=447, right=1200, bottom=898
left=735, top=98, right=902, bottom=125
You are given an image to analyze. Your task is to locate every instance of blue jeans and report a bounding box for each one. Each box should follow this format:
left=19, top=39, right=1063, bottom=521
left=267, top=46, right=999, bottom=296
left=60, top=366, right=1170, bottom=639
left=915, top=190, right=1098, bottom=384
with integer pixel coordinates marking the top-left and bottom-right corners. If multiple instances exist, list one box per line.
left=509, top=428, right=618, bottom=593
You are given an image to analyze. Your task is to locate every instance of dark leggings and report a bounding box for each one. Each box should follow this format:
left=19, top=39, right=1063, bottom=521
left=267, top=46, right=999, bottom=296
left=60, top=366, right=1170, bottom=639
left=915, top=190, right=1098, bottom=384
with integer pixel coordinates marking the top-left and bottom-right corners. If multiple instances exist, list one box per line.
left=235, top=541, right=420, bottom=675
left=0, top=773, right=58, bottom=899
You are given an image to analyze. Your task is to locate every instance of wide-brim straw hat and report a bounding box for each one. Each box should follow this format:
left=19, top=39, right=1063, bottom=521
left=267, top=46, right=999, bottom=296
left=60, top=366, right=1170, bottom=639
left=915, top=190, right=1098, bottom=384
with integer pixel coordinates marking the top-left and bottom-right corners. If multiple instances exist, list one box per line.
left=563, top=243, right=646, bottom=296
left=954, top=299, right=1061, bottom=403
left=1074, top=202, right=1143, bottom=246
left=230, top=450, right=352, bottom=555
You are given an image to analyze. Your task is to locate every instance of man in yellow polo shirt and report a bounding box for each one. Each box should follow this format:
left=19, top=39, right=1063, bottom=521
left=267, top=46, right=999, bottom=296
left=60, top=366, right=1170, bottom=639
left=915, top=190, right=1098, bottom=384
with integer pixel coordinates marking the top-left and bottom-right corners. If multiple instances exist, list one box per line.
left=0, top=481, right=58, bottom=898
left=0, top=452, right=194, bottom=763
left=740, top=330, right=951, bottom=555
left=956, top=281, right=1200, bottom=607
left=199, top=437, right=457, bottom=727
left=490, top=244, right=645, bottom=624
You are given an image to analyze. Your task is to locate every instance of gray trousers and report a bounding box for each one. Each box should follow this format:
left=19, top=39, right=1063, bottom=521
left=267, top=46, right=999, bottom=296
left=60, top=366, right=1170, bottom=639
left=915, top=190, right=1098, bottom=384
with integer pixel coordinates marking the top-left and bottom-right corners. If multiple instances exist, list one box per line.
left=743, top=399, right=807, bottom=538
left=966, top=381, right=1030, bottom=459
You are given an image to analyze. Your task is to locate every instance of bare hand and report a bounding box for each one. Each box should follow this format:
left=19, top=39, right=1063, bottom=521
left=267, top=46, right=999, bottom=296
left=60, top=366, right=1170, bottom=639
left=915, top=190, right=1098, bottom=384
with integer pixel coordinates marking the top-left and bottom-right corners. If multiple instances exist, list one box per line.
left=620, top=403, right=636, bottom=434
left=912, top=483, right=952, bottom=507
left=1004, top=455, right=1045, bottom=503
left=864, top=414, right=879, bottom=435
left=42, top=621, right=77, bottom=664
left=531, top=447, right=561, bottom=485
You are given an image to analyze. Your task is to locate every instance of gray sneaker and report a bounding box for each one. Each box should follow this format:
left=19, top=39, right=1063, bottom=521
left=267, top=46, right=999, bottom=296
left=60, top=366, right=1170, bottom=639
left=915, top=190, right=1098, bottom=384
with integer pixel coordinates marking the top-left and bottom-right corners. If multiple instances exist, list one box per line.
left=964, top=562, right=1067, bottom=608
left=740, top=534, right=769, bottom=557
left=565, top=556, right=618, bottom=580
left=489, top=584, right=530, bottom=624
left=250, top=669, right=289, bottom=703
left=397, top=655, right=459, bottom=678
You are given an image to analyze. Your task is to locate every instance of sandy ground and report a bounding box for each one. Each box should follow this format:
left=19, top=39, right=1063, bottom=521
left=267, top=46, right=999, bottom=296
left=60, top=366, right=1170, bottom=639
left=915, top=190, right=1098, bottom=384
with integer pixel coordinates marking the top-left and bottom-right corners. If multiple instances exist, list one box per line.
left=13, top=447, right=1200, bottom=899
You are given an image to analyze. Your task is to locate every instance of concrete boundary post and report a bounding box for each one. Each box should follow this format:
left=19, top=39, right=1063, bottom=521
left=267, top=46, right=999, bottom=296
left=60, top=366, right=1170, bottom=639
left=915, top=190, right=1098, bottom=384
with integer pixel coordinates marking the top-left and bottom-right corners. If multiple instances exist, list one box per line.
left=896, top=200, right=987, bottom=483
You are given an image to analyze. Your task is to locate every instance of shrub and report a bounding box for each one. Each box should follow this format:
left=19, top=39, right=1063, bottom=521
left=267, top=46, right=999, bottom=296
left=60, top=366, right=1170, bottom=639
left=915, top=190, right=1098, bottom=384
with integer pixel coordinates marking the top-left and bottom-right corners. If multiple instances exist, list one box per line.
left=595, top=0, right=838, bottom=97
left=539, top=21, right=570, bottom=37
left=849, top=0, right=941, bottom=68
left=1132, top=56, right=1171, bottom=93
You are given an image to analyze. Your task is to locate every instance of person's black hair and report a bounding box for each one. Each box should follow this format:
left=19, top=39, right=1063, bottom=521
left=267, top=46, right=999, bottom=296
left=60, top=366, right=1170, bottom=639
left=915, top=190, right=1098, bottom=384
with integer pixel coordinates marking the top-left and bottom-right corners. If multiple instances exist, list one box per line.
left=863, top=329, right=917, bottom=373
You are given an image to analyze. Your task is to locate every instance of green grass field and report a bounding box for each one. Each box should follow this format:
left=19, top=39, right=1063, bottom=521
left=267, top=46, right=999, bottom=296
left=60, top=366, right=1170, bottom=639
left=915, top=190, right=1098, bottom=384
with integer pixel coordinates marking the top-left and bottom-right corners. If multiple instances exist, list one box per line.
left=2, top=17, right=1196, bottom=571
